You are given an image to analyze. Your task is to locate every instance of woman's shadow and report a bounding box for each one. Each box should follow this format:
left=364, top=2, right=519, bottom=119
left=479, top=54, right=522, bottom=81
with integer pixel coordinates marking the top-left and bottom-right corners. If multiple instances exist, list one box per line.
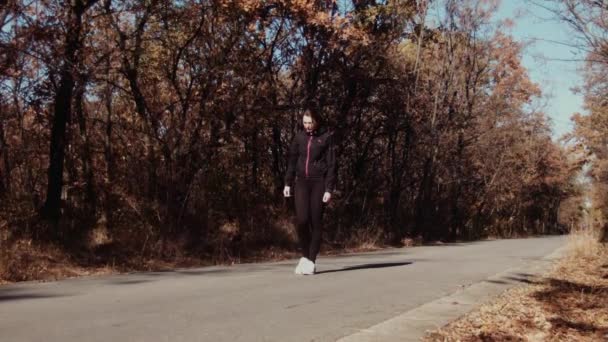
left=315, top=261, right=413, bottom=275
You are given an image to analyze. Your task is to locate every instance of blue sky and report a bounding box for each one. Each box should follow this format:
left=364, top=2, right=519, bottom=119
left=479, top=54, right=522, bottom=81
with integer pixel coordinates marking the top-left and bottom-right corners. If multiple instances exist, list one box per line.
left=494, top=0, right=586, bottom=139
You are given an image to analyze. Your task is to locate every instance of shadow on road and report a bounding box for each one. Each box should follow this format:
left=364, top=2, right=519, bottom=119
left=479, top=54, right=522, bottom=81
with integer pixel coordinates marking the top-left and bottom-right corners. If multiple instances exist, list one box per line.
left=106, top=279, right=155, bottom=285
left=0, top=288, right=72, bottom=302
left=316, top=261, right=413, bottom=275
left=485, top=272, right=540, bottom=285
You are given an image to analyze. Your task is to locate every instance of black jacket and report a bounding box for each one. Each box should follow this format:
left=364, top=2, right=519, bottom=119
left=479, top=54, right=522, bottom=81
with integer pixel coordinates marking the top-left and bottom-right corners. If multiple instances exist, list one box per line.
left=285, top=127, right=336, bottom=193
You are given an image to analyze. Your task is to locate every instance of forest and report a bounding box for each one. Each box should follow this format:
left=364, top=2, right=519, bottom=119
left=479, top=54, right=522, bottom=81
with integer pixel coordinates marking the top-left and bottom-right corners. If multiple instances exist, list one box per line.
left=0, top=1, right=591, bottom=277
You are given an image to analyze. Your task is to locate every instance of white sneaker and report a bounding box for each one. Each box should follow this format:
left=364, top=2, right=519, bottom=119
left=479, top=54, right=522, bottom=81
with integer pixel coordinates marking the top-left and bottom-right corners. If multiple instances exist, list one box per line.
left=294, top=257, right=307, bottom=275
left=302, top=258, right=315, bottom=275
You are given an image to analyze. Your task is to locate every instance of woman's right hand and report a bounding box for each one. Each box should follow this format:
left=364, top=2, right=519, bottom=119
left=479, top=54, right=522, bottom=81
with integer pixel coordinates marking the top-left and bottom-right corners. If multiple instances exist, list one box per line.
left=283, top=186, right=291, bottom=197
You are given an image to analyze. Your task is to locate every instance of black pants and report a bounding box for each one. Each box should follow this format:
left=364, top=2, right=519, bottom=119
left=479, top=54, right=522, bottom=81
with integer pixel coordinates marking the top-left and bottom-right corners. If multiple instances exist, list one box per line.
left=295, top=178, right=325, bottom=262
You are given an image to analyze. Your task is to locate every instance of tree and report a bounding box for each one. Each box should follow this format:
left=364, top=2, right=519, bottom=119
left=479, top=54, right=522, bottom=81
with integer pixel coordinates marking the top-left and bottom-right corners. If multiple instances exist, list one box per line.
left=41, top=0, right=100, bottom=221
left=0, top=0, right=578, bottom=260
left=545, top=0, right=608, bottom=241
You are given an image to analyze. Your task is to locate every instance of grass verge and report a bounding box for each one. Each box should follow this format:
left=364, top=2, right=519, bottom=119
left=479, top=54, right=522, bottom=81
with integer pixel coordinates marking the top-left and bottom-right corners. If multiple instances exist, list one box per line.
left=424, top=228, right=608, bottom=341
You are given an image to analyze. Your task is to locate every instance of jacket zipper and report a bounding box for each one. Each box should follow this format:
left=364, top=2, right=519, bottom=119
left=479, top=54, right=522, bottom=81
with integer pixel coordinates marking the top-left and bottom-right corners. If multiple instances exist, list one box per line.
left=305, top=135, right=312, bottom=177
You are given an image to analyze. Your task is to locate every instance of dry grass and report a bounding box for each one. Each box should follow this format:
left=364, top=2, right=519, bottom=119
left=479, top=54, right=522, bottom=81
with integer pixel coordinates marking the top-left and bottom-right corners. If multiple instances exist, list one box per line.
left=0, top=226, right=388, bottom=284
left=0, top=211, right=297, bottom=283
left=0, top=239, right=115, bottom=283
left=424, top=228, right=608, bottom=341
left=342, top=227, right=386, bottom=251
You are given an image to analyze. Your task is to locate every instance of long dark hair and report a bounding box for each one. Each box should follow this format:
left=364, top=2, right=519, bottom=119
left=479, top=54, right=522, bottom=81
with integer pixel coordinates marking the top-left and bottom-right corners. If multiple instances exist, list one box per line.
left=303, top=108, right=324, bottom=128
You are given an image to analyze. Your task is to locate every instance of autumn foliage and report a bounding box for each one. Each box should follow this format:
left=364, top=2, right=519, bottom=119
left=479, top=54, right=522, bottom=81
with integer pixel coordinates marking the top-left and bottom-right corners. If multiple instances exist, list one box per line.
left=553, top=0, right=608, bottom=241
left=0, top=0, right=579, bottom=265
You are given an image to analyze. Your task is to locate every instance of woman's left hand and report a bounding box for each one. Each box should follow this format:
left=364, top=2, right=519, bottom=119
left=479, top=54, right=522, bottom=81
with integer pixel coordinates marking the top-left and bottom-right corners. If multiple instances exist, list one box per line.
left=322, top=192, right=331, bottom=203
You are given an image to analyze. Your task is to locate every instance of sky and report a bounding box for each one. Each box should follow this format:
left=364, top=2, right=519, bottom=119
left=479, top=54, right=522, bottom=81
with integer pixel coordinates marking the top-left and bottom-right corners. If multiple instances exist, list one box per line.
left=494, top=0, right=586, bottom=140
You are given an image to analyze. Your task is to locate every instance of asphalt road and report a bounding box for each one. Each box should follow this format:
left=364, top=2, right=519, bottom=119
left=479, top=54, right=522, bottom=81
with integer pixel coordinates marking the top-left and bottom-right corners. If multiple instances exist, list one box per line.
left=0, top=236, right=566, bottom=342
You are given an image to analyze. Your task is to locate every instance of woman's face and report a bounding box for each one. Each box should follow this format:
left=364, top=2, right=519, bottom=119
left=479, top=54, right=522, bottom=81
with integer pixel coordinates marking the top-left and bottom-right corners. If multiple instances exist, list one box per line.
left=303, top=114, right=316, bottom=133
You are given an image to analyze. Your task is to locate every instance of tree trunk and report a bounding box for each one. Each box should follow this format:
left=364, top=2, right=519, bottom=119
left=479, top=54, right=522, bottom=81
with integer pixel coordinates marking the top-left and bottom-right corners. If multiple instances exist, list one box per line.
left=42, top=11, right=82, bottom=220
left=103, top=71, right=115, bottom=232
left=42, top=2, right=88, bottom=220
left=415, top=155, right=436, bottom=240
left=449, top=130, right=465, bottom=240
left=270, top=123, right=284, bottom=200
left=75, top=75, right=96, bottom=217
left=0, top=119, right=9, bottom=197
left=600, top=223, right=608, bottom=243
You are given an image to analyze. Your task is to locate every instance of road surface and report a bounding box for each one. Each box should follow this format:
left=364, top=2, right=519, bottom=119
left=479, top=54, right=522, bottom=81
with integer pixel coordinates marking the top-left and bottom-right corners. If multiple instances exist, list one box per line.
left=0, top=236, right=566, bottom=342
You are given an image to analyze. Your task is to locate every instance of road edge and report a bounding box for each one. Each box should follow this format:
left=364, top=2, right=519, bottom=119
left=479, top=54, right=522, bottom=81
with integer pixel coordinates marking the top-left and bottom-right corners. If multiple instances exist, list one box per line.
left=337, top=242, right=570, bottom=342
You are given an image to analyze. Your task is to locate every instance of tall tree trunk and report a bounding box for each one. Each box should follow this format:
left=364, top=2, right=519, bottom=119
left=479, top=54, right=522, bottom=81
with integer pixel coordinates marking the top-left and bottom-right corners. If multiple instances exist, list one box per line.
left=103, top=70, right=115, bottom=231
left=114, top=7, right=158, bottom=201
left=75, top=75, right=96, bottom=217
left=449, top=130, right=465, bottom=240
left=42, top=1, right=94, bottom=220
left=385, top=116, right=411, bottom=240
left=270, top=123, right=284, bottom=200
left=251, top=127, right=259, bottom=192
left=414, top=156, right=436, bottom=239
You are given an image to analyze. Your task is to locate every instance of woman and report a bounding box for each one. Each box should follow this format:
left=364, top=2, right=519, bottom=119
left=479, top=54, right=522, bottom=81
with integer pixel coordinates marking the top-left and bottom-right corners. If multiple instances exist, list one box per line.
left=284, top=109, right=336, bottom=275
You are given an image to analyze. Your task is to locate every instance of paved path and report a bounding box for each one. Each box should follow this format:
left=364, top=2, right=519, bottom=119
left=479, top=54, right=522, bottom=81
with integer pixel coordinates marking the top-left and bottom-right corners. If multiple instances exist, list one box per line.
left=0, top=236, right=566, bottom=342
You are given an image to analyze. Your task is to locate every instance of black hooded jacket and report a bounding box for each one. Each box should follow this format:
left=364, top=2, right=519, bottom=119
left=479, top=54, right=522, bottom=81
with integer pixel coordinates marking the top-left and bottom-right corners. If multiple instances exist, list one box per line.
left=285, top=127, right=336, bottom=193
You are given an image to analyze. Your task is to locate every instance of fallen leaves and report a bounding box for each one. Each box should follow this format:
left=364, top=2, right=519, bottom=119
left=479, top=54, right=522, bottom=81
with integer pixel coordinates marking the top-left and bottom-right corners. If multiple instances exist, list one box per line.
left=424, top=232, right=608, bottom=341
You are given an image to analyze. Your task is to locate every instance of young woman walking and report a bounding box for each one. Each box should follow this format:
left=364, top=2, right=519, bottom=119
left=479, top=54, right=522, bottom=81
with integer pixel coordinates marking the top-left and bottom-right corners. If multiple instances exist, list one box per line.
left=284, top=109, right=336, bottom=275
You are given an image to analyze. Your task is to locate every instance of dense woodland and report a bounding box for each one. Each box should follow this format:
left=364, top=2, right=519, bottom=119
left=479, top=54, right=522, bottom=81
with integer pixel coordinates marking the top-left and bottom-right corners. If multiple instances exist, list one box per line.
left=0, top=0, right=586, bottom=267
